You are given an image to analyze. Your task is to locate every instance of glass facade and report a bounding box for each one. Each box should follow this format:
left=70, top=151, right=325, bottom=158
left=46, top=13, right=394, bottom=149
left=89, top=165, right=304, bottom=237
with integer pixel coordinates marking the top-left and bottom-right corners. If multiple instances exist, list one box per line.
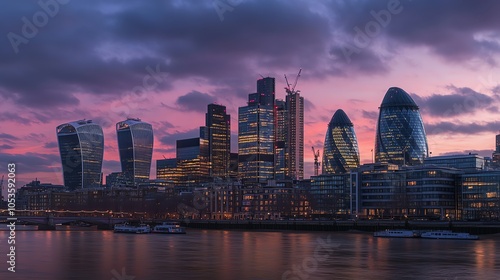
left=238, top=105, right=275, bottom=184
left=116, top=118, right=154, bottom=186
left=206, top=104, right=230, bottom=178
left=309, top=174, right=350, bottom=216
left=462, top=172, right=500, bottom=220
left=238, top=78, right=276, bottom=184
left=57, top=120, right=104, bottom=190
left=375, top=87, right=428, bottom=166
left=322, top=109, right=360, bottom=174
left=176, top=135, right=210, bottom=184
left=275, top=100, right=287, bottom=180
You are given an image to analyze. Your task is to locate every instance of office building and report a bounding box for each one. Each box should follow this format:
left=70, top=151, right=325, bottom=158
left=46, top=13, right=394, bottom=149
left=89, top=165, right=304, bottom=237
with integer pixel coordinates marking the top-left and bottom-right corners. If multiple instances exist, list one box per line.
left=375, top=87, right=428, bottom=165
left=116, top=118, right=154, bottom=186
left=205, top=104, right=231, bottom=178
left=238, top=77, right=276, bottom=184
left=176, top=134, right=210, bottom=184
left=285, top=90, right=304, bottom=180
left=57, top=119, right=104, bottom=190
left=322, top=109, right=360, bottom=174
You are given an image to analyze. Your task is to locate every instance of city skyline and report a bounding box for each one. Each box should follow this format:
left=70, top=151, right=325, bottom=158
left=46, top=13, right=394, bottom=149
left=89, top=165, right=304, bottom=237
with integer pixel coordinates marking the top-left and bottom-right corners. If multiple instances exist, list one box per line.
left=1, top=1, right=500, bottom=190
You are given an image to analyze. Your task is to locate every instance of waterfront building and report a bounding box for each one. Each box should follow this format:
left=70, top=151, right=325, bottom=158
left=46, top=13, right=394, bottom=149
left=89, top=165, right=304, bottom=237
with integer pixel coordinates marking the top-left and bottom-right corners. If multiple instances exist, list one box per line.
left=351, top=163, right=461, bottom=219
left=309, top=174, right=350, bottom=217
left=424, top=154, right=485, bottom=172
left=375, top=87, right=428, bottom=166
left=322, top=109, right=360, bottom=174
left=238, top=77, right=276, bottom=184
left=116, top=118, right=154, bottom=186
left=205, top=104, right=231, bottom=178
left=461, top=171, right=500, bottom=220
left=57, top=119, right=104, bottom=190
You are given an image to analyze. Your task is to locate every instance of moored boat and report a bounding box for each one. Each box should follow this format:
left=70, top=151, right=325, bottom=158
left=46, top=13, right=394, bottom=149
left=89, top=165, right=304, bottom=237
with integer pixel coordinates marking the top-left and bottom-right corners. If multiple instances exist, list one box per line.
left=114, top=223, right=151, bottom=234
left=374, top=229, right=417, bottom=238
left=420, top=230, right=478, bottom=240
left=152, top=222, right=186, bottom=234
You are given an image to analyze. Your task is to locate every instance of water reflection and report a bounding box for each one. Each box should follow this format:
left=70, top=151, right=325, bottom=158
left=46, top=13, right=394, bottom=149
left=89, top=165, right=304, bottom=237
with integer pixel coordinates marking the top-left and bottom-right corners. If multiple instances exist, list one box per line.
left=0, top=230, right=498, bottom=279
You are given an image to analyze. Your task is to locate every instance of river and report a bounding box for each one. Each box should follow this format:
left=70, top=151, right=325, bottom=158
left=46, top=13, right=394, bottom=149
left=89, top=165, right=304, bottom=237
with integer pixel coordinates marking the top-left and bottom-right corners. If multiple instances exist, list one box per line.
left=1, top=227, right=499, bottom=279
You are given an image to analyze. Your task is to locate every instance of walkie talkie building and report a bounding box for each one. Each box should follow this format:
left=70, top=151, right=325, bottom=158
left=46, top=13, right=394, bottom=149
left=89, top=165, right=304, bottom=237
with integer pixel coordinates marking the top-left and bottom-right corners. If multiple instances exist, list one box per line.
left=117, top=118, right=154, bottom=186
left=57, top=120, right=104, bottom=190
left=375, top=87, right=428, bottom=166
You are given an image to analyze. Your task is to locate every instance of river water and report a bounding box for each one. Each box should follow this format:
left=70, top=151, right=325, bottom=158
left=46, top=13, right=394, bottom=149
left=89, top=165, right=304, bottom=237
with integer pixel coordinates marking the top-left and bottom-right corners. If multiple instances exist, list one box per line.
left=0, top=227, right=499, bottom=280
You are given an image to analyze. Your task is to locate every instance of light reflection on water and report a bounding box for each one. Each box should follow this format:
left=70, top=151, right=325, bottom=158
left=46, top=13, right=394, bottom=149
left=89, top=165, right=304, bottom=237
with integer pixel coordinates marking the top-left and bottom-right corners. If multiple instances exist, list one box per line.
left=0, top=229, right=498, bottom=280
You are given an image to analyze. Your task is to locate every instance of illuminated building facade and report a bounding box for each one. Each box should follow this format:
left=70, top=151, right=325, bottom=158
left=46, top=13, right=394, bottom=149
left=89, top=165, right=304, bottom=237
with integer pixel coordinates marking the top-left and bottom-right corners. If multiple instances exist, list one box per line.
left=375, top=87, right=428, bottom=166
left=206, top=104, right=230, bottom=178
left=462, top=171, right=500, bottom=220
left=285, top=91, right=304, bottom=180
left=116, top=118, right=154, bottom=186
left=322, top=109, right=360, bottom=174
left=176, top=134, right=210, bottom=184
left=275, top=99, right=287, bottom=180
left=238, top=77, right=276, bottom=184
left=57, top=119, right=104, bottom=190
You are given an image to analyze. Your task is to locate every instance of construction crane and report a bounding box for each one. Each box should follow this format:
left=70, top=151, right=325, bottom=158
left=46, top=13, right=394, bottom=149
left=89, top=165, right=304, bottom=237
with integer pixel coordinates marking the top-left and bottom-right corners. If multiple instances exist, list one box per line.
left=312, top=147, right=320, bottom=176
left=284, top=68, right=302, bottom=95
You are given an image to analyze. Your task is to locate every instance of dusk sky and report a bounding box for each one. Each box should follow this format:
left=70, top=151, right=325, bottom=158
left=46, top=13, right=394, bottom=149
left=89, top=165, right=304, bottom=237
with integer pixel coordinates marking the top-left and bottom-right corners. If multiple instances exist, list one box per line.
left=1, top=0, right=500, bottom=193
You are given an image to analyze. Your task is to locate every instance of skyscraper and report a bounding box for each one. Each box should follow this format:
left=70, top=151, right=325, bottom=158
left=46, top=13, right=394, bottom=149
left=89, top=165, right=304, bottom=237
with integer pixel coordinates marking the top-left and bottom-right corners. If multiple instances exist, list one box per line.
left=238, top=77, right=276, bottom=184
left=322, top=109, right=360, bottom=174
left=375, top=87, right=428, bottom=166
left=116, top=118, right=154, bottom=186
left=206, top=104, right=230, bottom=178
left=285, top=90, right=304, bottom=179
left=275, top=99, right=287, bottom=180
left=57, top=120, right=104, bottom=190
left=176, top=135, right=210, bottom=184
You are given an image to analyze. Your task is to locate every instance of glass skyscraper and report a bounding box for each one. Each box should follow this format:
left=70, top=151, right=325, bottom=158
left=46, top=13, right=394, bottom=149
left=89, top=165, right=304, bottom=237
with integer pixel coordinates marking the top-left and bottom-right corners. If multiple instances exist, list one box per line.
left=116, top=118, right=154, bottom=186
left=57, top=120, right=104, bottom=190
left=238, top=77, right=275, bottom=184
left=206, top=104, right=230, bottom=178
left=322, top=109, right=360, bottom=174
left=375, top=87, right=428, bottom=166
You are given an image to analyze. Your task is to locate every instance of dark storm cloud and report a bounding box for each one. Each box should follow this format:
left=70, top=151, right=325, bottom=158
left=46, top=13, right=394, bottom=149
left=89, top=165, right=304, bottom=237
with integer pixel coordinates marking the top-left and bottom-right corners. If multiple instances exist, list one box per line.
left=0, top=152, right=60, bottom=173
left=0, top=133, right=19, bottom=141
left=1, top=0, right=500, bottom=112
left=159, top=128, right=200, bottom=146
left=175, top=91, right=216, bottom=113
left=327, top=0, right=500, bottom=65
left=304, top=99, right=316, bottom=112
left=0, top=144, right=14, bottom=150
left=44, top=142, right=58, bottom=149
left=362, top=110, right=378, bottom=120
left=426, top=121, right=500, bottom=135
left=411, top=87, right=496, bottom=117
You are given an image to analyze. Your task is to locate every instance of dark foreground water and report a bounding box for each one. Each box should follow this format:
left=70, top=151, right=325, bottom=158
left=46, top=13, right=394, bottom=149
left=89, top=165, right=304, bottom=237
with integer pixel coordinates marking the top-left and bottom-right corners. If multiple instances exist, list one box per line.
left=1, top=227, right=499, bottom=280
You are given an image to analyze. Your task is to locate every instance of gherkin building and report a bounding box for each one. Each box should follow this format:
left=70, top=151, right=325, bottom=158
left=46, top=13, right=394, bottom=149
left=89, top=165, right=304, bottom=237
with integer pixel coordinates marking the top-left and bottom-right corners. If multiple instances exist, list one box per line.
left=322, top=109, right=360, bottom=174
left=375, top=87, right=428, bottom=166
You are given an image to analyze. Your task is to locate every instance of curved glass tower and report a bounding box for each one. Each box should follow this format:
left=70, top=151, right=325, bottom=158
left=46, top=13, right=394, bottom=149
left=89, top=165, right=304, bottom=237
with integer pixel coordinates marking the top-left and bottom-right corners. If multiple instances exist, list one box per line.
left=375, top=87, right=428, bottom=166
left=117, top=118, right=154, bottom=186
left=322, top=109, right=360, bottom=174
left=57, top=120, right=104, bottom=190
